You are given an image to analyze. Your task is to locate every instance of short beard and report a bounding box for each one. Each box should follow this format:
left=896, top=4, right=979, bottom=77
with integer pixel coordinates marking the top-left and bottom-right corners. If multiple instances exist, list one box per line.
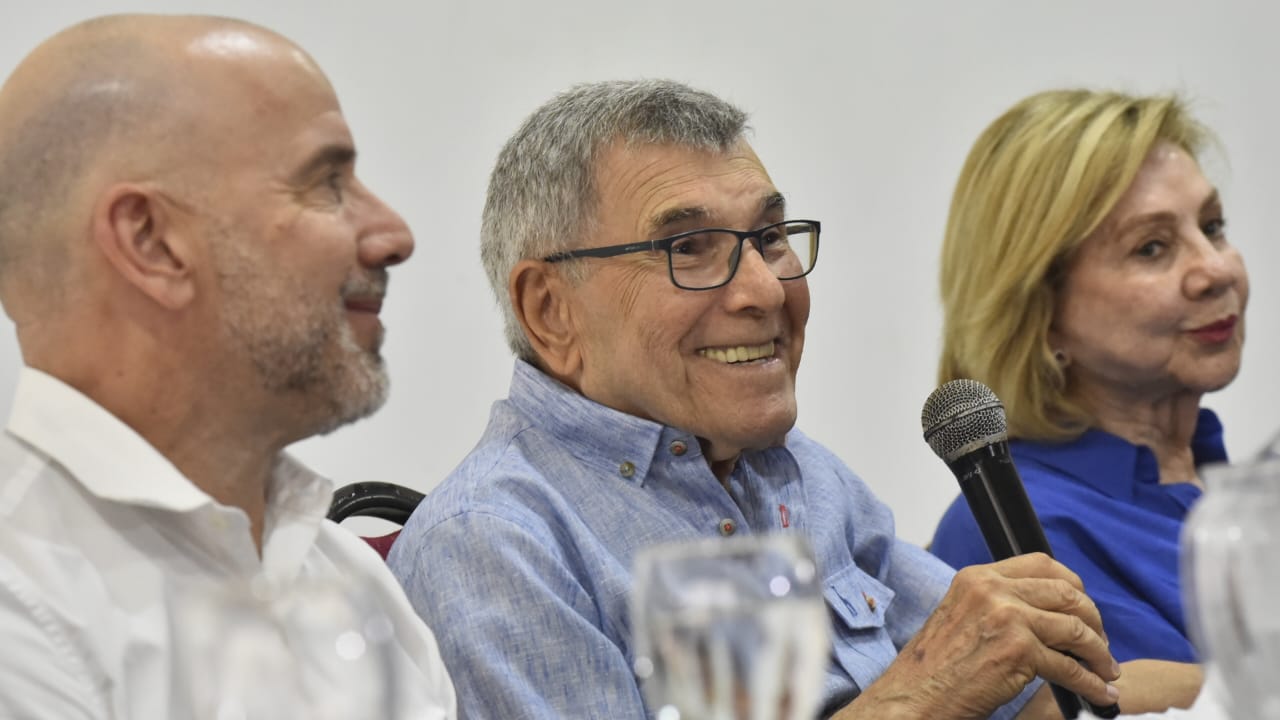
left=214, top=240, right=390, bottom=437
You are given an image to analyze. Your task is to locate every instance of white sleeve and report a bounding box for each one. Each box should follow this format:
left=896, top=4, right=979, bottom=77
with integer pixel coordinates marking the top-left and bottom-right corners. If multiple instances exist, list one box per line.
left=0, top=562, right=105, bottom=720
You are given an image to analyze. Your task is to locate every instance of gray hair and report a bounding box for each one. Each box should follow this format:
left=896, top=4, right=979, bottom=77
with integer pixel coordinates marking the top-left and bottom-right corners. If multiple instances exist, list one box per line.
left=480, top=79, right=750, bottom=360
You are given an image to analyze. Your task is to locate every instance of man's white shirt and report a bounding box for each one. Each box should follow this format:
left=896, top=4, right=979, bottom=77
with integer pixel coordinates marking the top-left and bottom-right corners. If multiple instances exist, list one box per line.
left=0, top=367, right=456, bottom=718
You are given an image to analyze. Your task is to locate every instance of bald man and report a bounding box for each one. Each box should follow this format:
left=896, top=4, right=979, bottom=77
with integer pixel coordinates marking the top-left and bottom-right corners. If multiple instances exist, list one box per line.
left=0, top=15, right=455, bottom=718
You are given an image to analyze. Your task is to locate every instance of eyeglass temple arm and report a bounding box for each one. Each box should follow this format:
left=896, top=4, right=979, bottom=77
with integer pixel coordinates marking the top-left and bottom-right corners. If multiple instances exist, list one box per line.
left=543, top=239, right=660, bottom=263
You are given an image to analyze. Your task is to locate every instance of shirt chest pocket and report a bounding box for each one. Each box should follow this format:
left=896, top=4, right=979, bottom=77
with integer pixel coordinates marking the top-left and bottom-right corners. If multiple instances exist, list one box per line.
left=823, top=562, right=899, bottom=693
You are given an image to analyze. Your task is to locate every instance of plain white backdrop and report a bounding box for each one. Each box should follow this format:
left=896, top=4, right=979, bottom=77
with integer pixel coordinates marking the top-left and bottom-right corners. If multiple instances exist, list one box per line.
left=1, top=1, right=1275, bottom=545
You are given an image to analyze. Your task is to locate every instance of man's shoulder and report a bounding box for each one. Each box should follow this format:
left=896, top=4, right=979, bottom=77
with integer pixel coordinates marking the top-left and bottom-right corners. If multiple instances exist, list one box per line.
left=0, top=431, right=92, bottom=540
left=401, top=414, right=582, bottom=542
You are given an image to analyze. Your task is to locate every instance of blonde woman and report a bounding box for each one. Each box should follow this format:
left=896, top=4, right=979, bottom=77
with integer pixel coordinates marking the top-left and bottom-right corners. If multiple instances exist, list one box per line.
left=929, top=90, right=1247, bottom=681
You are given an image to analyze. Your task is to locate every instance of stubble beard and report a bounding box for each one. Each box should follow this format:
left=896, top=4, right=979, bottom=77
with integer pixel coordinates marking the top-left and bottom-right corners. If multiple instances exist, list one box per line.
left=215, top=247, right=390, bottom=438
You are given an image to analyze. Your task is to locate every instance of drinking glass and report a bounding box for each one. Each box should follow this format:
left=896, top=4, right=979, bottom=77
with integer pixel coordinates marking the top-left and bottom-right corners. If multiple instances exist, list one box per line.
left=1183, top=457, right=1280, bottom=720
left=631, top=533, right=830, bottom=720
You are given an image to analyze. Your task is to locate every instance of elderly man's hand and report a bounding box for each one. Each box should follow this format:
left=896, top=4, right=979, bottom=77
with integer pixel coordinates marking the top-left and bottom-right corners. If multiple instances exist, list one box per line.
left=833, top=553, right=1120, bottom=719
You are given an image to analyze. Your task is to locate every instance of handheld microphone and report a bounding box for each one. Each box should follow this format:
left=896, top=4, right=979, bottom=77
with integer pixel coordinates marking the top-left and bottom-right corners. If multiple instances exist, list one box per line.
left=921, top=379, right=1119, bottom=720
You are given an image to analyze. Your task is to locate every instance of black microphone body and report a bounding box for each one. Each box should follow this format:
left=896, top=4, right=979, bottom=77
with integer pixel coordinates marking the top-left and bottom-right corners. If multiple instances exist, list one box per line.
left=948, top=441, right=1051, bottom=562
left=923, top=379, right=1119, bottom=720
left=948, top=440, right=1119, bottom=719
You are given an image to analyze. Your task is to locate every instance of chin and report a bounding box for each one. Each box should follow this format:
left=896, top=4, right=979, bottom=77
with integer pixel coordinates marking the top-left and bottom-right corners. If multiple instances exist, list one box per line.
left=1200, top=373, right=1241, bottom=394
left=738, top=416, right=799, bottom=452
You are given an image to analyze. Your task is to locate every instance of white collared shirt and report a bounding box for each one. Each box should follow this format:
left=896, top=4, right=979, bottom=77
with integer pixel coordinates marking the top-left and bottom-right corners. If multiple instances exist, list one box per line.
left=0, top=367, right=456, bottom=719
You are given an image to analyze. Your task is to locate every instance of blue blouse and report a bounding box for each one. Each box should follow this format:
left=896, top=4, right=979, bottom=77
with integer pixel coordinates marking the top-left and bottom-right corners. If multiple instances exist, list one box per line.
left=930, top=409, right=1226, bottom=663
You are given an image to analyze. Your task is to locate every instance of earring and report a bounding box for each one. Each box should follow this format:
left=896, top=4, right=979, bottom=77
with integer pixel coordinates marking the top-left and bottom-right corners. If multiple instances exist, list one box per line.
left=1052, top=348, right=1069, bottom=366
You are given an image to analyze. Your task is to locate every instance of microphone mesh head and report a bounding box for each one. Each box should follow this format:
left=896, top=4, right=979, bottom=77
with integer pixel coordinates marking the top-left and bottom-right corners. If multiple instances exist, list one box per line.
left=921, top=379, right=1009, bottom=463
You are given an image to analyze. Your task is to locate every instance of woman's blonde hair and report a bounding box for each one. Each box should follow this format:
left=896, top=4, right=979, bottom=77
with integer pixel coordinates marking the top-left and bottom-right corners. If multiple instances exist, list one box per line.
left=938, top=89, right=1210, bottom=440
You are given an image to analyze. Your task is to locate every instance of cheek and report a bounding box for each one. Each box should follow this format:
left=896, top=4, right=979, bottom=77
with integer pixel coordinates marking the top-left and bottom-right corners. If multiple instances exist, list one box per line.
left=1063, top=275, right=1182, bottom=339
left=786, top=281, right=811, bottom=329
left=610, top=266, right=707, bottom=356
left=785, top=282, right=810, bottom=363
left=1234, top=254, right=1251, bottom=309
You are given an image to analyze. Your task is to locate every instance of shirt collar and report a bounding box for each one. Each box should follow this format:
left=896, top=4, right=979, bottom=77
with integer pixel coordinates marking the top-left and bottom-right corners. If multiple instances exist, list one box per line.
left=6, top=366, right=332, bottom=520
left=506, top=360, right=674, bottom=486
left=262, top=453, right=336, bottom=577
left=1011, top=408, right=1227, bottom=500
left=7, top=366, right=214, bottom=511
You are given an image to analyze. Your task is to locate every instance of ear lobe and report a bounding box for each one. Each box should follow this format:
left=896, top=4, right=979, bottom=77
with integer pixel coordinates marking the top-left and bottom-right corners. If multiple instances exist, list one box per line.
left=510, top=259, right=582, bottom=379
left=91, top=184, right=195, bottom=310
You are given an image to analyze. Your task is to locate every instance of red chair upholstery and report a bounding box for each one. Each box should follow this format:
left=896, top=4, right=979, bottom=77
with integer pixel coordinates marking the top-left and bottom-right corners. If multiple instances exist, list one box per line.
left=362, top=530, right=402, bottom=560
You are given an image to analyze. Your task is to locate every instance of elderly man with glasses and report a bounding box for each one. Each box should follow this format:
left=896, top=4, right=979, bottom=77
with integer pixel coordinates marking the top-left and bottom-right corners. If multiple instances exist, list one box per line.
left=390, top=80, right=1143, bottom=719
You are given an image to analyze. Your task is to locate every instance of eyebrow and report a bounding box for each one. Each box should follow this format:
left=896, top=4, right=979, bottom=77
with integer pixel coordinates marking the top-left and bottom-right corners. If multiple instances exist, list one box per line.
left=289, top=144, right=357, bottom=184
left=647, top=192, right=788, bottom=234
left=1112, top=188, right=1221, bottom=238
left=1200, top=188, right=1222, bottom=212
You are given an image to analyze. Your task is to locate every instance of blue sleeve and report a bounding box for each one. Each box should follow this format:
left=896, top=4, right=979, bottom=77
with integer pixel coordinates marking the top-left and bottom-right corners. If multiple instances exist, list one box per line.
left=390, top=510, right=647, bottom=720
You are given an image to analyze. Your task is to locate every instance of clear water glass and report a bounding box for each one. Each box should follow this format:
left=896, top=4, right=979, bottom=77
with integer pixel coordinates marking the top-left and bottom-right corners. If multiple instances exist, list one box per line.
left=1183, top=457, right=1280, bottom=720
left=631, top=533, right=830, bottom=720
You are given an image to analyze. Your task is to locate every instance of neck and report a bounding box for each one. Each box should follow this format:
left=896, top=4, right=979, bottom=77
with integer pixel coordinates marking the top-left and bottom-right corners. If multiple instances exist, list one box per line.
left=699, top=438, right=741, bottom=488
left=35, top=343, right=285, bottom=553
left=1078, top=384, right=1204, bottom=487
left=158, top=418, right=279, bottom=552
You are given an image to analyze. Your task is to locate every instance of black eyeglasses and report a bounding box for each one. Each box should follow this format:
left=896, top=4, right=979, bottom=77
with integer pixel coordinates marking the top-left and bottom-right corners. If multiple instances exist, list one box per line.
left=541, top=219, right=820, bottom=291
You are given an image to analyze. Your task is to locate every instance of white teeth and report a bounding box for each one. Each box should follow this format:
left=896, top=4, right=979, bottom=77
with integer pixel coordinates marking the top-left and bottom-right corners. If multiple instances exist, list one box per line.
left=699, top=341, right=776, bottom=364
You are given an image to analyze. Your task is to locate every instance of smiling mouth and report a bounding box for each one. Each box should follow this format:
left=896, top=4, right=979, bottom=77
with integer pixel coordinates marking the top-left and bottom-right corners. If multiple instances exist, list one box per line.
left=698, top=341, right=776, bottom=364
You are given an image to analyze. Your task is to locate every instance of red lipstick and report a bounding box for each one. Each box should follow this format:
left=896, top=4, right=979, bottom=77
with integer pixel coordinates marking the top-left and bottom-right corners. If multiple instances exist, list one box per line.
left=1188, top=315, right=1237, bottom=344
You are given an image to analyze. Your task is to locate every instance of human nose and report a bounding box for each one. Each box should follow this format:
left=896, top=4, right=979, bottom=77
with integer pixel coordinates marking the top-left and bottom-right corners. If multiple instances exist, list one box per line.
left=723, top=240, right=785, bottom=311
left=1183, top=237, right=1239, bottom=300
left=354, top=183, right=415, bottom=269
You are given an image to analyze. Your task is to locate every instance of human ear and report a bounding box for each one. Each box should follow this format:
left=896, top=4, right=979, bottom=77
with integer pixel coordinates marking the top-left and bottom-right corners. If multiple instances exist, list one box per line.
left=509, top=259, right=583, bottom=379
left=89, top=184, right=195, bottom=310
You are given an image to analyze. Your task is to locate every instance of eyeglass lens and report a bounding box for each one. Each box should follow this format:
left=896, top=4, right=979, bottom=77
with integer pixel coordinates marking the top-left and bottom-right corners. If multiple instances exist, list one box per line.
left=669, top=221, right=817, bottom=289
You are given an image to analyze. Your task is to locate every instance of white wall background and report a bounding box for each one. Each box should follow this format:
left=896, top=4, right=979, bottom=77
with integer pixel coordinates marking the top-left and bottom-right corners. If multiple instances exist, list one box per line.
left=2, top=1, right=1276, bottom=546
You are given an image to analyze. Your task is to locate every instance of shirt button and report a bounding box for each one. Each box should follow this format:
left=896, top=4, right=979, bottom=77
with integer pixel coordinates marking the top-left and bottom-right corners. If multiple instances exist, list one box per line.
left=863, top=592, right=877, bottom=612
left=718, top=519, right=736, bottom=536
left=669, top=440, right=688, bottom=456
left=619, top=461, right=636, bottom=478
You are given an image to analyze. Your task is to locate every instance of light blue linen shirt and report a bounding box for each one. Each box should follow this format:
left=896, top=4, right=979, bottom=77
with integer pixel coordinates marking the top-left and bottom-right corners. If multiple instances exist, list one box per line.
left=390, top=361, right=1038, bottom=719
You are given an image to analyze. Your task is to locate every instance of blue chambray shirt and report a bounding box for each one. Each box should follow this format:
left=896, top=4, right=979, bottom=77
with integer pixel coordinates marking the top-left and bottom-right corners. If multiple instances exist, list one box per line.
left=391, top=361, right=1039, bottom=719
left=932, top=409, right=1227, bottom=664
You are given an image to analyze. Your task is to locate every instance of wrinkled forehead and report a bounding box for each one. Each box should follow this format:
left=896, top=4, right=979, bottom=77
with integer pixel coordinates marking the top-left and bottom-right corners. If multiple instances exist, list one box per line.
left=592, top=139, right=780, bottom=235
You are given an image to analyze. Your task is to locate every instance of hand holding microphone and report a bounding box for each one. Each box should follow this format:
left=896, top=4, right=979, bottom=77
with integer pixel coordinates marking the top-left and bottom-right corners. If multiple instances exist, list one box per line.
left=922, top=379, right=1121, bottom=719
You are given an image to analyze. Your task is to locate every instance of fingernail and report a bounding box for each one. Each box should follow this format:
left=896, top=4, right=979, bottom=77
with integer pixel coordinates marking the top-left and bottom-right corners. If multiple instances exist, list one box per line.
left=1106, top=684, right=1120, bottom=701
left=1111, top=660, right=1121, bottom=677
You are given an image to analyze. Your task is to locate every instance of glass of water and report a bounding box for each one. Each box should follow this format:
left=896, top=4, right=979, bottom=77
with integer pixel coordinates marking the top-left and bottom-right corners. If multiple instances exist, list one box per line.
left=171, top=575, right=403, bottom=720
left=631, top=533, right=830, bottom=720
left=1183, top=457, right=1280, bottom=720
